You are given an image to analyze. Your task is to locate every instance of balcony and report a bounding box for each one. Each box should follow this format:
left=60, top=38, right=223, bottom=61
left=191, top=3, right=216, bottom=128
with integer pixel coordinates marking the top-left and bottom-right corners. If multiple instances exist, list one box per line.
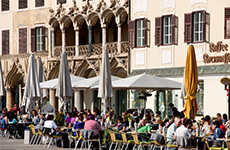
left=54, top=41, right=129, bottom=57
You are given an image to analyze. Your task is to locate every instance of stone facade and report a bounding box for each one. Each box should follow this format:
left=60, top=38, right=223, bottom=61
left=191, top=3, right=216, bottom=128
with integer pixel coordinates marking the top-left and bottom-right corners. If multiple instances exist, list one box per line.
left=0, top=0, right=129, bottom=112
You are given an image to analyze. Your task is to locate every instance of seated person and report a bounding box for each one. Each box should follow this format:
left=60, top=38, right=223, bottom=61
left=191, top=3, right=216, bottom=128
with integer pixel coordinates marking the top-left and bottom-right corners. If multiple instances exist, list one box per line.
left=174, top=118, right=196, bottom=147
left=84, top=114, right=101, bottom=138
left=116, top=116, right=127, bottom=132
left=7, top=110, right=18, bottom=138
left=138, top=119, right=151, bottom=134
left=212, top=121, right=224, bottom=140
left=73, top=115, right=84, bottom=130
left=166, top=117, right=181, bottom=145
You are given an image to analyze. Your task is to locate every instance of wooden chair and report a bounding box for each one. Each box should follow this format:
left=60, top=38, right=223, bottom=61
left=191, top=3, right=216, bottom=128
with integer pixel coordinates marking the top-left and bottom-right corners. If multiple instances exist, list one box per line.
left=131, top=133, right=152, bottom=150
left=164, top=136, right=178, bottom=150
left=225, top=139, right=230, bottom=150
left=120, top=131, right=135, bottom=150
left=205, top=140, right=222, bottom=150
left=70, top=129, right=82, bottom=150
left=29, top=125, right=40, bottom=145
left=109, top=131, right=124, bottom=150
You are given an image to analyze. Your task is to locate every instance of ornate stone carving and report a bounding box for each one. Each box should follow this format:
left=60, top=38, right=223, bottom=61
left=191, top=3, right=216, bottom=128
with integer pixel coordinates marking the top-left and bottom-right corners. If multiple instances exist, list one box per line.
left=92, top=44, right=102, bottom=55
left=106, top=42, right=118, bottom=54
left=121, top=41, right=129, bottom=53
left=123, top=0, right=129, bottom=8
left=54, top=46, right=76, bottom=57
left=50, top=2, right=66, bottom=18
left=79, top=45, right=89, bottom=56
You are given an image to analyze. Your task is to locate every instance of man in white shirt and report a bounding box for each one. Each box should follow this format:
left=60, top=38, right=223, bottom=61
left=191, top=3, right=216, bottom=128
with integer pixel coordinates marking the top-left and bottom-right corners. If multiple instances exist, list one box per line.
left=175, top=118, right=194, bottom=138
left=166, top=117, right=181, bottom=144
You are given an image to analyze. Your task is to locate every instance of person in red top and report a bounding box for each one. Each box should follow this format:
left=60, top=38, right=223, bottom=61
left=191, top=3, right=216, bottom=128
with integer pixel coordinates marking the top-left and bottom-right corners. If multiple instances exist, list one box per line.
left=12, top=104, right=21, bottom=114
left=218, top=119, right=227, bottom=134
left=84, top=114, right=101, bottom=138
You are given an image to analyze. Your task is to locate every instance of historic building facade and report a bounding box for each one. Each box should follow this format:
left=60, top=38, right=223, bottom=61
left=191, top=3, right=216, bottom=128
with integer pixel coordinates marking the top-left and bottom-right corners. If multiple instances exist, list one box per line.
left=0, top=0, right=129, bottom=115
left=129, top=0, right=230, bottom=117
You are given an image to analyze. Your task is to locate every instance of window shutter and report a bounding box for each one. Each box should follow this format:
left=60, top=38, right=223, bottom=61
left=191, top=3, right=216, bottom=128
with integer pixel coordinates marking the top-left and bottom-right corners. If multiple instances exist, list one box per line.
left=23, top=29, right=27, bottom=53
left=2, top=0, right=9, bottom=11
left=35, top=0, right=44, bottom=7
left=225, top=8, right=230, bottom=39
left=31, top=28, right=36, bottom=52
left=128, top=20, right=136, bottom=48
left=144, top=18, right=150, bottom=47
left=19, top=0, right=27, bottom=9
left=171, top=15, right=178, bottom=45
left=19, top=28, right=27, bottom=53
left=2, top=30, right=9, bottom=55
left=155, top=17, right=162, bottom=46
left=184, top=13, right=192, bottom=43
left=42, top=27, right=46, bottom=51
left=203, top=11, right=210, bottom=42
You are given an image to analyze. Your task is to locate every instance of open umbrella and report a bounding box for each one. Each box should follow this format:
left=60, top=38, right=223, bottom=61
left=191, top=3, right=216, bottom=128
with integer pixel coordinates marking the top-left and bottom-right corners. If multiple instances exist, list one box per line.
left=183, top=45, right=198, bottom=119
left=0, top=58, right=5, bottom=110
left=73, top=75, right=121, bottom=90
left=112, top=73, right=181, bottom=90
left=40, top=74, right=85, bottom=89
left=24, top=54, right=41, bottom=112
left=56, top=51, right=72, bottom=113
left=98, top=49, right=113, bottom=114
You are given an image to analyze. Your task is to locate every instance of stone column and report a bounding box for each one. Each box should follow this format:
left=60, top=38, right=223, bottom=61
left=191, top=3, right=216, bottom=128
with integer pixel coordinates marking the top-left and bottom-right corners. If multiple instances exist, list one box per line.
left=88, top=25, right=93, bottom=56
left=117, top=23, right=122, bottom=53
left=74, top=91, right=82, bottom=111
left=6, top=86, right=15, bottom=110
left=49, top=89, right=57, bottom=110
left=102, top=24, right=107, bottom=50
left=75, top=26, right=80, bottom=56
left=61, top=29, right=66, bottom=52
left=51, top=27, right=55, bottom=57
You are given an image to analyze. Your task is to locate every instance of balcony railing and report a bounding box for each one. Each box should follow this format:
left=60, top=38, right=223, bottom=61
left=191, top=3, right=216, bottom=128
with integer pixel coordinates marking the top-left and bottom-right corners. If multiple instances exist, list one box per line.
left=54, top=41, right=129, bottom=57
left=54, top=46, right=76, bottom=57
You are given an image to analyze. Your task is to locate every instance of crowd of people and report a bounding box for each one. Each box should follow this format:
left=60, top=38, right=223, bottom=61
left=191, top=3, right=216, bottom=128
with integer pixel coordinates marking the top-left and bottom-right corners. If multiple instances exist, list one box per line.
left=1, top=103, right=230, bottom=149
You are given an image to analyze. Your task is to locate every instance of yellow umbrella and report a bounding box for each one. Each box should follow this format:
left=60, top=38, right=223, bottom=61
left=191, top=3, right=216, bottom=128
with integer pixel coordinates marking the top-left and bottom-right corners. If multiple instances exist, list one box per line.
left=183, top=45, right=198, bottom=119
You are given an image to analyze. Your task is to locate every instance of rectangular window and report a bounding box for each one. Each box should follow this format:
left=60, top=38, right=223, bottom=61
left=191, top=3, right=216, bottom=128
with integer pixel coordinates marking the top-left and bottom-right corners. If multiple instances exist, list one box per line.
left=163, top=16, right=172, bottom=45
left=19, top=28, right=27, bottom=54
left=184, top=11, right=209, bottom=43
left=36, top=27, right=43, bottom=51
left=35, top=0, right=44, bottom=7
left=193, top=12, right=203, bottom=42
left=57, top=0, right=66, bottom=5
left=225, top=8, right=230, bottom=39
left=136, top=20, right=145, bottom=47
left=2, top=30, right=9, bottom=55
left=1, top=0, right=9, bottom=11
left=18, top=0, right=27, bottom=9
left=155, top=15, right=177, bottom=46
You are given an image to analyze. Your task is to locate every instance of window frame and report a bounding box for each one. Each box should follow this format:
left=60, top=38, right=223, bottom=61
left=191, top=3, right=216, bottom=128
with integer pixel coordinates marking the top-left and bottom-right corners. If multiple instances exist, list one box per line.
left=18, top=0, right=28, bottom=11
left=18, top=27, right=28, bottom=54
left=36, top=27, right=44, bottom=51
left=1, top=0, right=10, bottom=12
left=163, top=15, right=172, bottom=45
left=1, top=29, right=10, bottom=55
left=35, top=0, right=45, bottom=8
left=193, top=11, right=204, bottom=43
left=136, top=19, right=145, bottom=48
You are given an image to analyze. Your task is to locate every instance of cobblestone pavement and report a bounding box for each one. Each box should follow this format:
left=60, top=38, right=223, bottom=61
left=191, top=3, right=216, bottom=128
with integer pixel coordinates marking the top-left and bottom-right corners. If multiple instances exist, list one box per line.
left=0, top=137, right=87, bottom=150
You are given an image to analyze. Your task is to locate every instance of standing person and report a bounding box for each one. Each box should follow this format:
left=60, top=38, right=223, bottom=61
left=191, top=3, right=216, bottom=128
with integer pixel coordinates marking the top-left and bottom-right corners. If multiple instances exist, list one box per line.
left=12, top=104, right=21, bottom=114
left=169, top=103, right=174, bottom=118
left=166, top=117, right=181, bottom=144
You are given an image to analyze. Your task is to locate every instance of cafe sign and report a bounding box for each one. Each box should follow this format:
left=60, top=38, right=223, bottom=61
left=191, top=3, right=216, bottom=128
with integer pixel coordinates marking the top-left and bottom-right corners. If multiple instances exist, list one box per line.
left=203, top=41, right=229, bottom=64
